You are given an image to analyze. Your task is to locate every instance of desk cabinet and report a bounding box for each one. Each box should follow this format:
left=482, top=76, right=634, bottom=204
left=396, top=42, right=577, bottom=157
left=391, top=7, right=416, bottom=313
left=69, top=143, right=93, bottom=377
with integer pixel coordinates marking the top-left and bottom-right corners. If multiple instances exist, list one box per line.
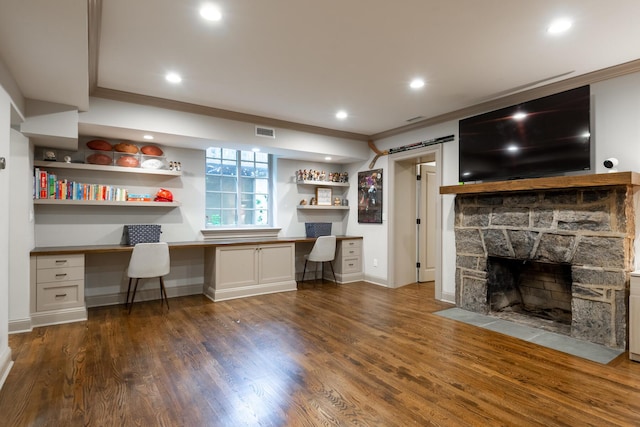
left=334, top=238, right=364, bottom=283
left=30, top=254, right=88, bottom=327
left=205, top=242, right=297, bottom=302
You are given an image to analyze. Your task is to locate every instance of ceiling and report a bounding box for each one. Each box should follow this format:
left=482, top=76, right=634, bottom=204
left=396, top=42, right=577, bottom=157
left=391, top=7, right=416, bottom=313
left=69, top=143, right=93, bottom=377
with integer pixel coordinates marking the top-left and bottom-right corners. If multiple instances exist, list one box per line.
left=2, top=0, right=640, bottom=140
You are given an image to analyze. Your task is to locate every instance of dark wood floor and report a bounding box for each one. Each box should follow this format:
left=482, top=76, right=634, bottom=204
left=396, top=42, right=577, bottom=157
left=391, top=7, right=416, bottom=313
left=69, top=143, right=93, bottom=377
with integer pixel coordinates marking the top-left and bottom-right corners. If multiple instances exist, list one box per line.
left=2, top=281, right=640, bottom=426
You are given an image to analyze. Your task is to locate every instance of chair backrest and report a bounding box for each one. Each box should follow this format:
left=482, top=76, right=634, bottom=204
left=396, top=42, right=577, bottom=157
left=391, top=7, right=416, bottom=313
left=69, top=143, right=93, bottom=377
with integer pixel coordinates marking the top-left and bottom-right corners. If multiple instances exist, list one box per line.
left=307, top=235, right=337, bottom=262
left=127, top=242, right=170, bottom=278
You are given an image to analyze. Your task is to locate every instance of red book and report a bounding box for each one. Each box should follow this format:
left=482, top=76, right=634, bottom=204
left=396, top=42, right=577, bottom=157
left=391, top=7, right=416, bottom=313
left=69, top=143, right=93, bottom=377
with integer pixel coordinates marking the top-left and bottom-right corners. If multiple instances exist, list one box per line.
left=39, top=171, right=47, bottom=199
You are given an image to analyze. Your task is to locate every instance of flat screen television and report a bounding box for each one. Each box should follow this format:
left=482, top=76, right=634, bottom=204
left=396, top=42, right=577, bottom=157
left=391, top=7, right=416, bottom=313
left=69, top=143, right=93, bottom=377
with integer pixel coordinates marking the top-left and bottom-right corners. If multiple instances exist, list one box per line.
left=458, top=85, right=591, bottom=183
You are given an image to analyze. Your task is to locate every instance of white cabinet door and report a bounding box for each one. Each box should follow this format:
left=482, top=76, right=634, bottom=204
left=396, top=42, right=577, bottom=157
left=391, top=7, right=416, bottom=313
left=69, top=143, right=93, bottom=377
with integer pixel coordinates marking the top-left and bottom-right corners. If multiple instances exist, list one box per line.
left=631, top=294, right=640, bottom=361
left=215, top=245, right=259, bottom=289
left=258, top=243, right=295, bottom=284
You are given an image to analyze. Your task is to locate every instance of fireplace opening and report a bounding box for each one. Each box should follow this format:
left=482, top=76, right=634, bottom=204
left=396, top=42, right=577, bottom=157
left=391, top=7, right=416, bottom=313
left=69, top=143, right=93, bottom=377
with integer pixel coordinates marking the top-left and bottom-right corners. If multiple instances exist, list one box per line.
left=487, top=257, right=572, bottom=335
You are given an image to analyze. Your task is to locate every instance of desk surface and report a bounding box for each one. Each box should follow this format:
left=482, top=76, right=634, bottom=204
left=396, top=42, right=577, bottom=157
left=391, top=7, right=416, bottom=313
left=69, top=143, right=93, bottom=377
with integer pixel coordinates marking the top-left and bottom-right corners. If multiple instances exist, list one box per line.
left=31, top=235, right=363, bottom=256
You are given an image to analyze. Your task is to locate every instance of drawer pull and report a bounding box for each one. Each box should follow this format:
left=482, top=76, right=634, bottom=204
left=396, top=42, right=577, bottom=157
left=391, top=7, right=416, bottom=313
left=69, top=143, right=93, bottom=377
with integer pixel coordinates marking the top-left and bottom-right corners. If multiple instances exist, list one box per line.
left=55, top=293, right=68, bottom=298
left=55, top=273, right=67, bottom=278
left=55, top=260, right=67, bottom=264
left=348, top=263, right=354, bottom=267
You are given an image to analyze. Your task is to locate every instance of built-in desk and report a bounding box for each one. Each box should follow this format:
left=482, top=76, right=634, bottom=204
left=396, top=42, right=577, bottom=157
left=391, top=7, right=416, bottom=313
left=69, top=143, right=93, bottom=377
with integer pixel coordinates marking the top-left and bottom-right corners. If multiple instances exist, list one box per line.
left=30, top=236, right=363, bottom=326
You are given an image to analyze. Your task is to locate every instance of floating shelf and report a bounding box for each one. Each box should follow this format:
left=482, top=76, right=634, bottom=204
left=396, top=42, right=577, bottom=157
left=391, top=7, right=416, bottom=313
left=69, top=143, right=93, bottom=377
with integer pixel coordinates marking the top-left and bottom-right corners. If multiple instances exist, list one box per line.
left=33, top=199, right=181, bottom=207
left=34, top=160, right=182, bottom=176
left=296, top=180, right=349, bottom=187
left=297, top=205, right=350, bottom=210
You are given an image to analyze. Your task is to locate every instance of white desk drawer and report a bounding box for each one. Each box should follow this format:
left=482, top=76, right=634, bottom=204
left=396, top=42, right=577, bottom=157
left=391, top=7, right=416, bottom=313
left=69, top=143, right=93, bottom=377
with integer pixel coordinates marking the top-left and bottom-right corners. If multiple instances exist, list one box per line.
left=342, top=246, right=361, bottom=258
left=36, top=281, right=84, bottom=311
left=341, top=239, right=362, bottom=249
left=341, top=257, right=362, bottom=274
left=36, top=266, right=84, bottom=283
left=37, top=254, right=84, bottom=270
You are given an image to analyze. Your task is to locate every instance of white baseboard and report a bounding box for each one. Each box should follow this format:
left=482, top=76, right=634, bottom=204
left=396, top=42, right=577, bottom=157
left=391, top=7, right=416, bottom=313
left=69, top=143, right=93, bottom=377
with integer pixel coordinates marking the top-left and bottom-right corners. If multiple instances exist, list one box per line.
left=31, top=306, right=88, bottom=328
left=206, top=281, right=297, bottom=302
left=0, top=346, right=13, bottom=391
left=440, top=291, right=455, bottom=304
left=8, top=317, right=32, bottom=334
left=364, top=274, right=389, bottom=287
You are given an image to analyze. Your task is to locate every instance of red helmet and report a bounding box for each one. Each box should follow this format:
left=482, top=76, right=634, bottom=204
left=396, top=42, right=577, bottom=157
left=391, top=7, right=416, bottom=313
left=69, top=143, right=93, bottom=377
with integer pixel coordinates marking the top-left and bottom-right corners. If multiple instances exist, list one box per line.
left=154, top=188, right=173, bottom=202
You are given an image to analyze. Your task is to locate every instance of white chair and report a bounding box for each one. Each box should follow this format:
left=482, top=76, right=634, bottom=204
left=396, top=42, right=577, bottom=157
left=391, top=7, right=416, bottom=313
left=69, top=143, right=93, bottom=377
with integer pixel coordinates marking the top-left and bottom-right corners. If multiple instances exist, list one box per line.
left=126, top=242, right=170, bottom=313
left=301, top=235, right=337, bottom=284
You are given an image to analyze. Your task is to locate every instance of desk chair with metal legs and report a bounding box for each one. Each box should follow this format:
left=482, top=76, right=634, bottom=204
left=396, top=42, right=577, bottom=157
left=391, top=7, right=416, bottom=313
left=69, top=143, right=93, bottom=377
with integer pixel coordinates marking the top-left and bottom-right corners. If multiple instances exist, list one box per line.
left=126, top=242, right=170, bottom=313
left=301, top=235, right=337, bottom=284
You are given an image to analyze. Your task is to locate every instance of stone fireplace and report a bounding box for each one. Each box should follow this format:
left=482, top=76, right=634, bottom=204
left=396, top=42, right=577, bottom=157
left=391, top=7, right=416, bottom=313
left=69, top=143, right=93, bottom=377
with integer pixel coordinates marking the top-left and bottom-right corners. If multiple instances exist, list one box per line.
left=442, top=173, right=640, bottom=350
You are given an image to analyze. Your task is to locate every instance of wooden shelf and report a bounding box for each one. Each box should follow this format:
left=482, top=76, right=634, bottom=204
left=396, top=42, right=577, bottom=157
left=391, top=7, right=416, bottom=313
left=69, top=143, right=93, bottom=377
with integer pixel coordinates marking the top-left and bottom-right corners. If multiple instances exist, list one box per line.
left=33, top=199, right=181, bottom=207
left=296, top=180, right=349, bottom=187
left=440, top=172, right=640, bottom=195
left=297, top=205, right=349, bottom=210
left=34, top=160, right=182, bottom=176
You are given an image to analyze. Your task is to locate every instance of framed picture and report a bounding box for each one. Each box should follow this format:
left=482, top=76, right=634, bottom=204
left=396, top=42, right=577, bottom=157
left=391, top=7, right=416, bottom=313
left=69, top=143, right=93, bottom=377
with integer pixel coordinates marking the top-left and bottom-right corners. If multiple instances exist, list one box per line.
left=315, top=187, right=333, bottom=206
left=358, top=169, right=383, bottom=223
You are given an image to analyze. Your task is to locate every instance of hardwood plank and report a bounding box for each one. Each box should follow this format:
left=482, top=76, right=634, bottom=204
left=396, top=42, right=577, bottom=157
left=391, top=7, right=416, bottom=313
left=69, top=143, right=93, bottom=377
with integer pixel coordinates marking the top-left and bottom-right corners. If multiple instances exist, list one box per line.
left=2, top=282, right=640, bottom=425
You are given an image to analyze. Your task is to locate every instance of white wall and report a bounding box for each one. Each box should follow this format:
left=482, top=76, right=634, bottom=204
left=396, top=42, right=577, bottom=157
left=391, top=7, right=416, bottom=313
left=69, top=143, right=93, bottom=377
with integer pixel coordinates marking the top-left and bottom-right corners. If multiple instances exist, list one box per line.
left=276, top=158, right=349, bottom=237
left=591, top=72, right=640, bottom=173
left=0, top=86, right=12, bottom=388
left=8, top=129, right=32, bottom=332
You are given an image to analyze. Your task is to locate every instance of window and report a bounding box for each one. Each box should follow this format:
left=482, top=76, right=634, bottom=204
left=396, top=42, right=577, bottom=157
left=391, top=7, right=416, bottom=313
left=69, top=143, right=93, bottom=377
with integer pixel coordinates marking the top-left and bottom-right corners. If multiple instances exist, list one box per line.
left=205, top=148, right=272, bottom=227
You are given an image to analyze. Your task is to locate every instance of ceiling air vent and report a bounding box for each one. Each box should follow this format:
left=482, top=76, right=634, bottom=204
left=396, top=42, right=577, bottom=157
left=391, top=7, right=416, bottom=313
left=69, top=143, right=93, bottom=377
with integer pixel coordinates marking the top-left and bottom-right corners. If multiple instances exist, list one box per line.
left=406, top=115, right=425, bottom=123
left=255, top=126, right=276, bottom=138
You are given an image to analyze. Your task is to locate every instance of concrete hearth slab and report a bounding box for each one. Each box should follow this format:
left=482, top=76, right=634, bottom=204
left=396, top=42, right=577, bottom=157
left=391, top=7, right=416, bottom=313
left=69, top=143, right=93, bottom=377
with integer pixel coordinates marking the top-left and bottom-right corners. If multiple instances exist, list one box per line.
left=434, top=308, right=624, bottom=364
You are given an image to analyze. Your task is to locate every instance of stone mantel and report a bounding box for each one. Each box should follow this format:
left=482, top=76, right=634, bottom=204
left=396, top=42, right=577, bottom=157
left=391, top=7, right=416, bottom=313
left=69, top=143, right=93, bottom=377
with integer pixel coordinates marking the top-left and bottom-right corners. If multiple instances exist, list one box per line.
left=440, top=172, right=640, bottom=195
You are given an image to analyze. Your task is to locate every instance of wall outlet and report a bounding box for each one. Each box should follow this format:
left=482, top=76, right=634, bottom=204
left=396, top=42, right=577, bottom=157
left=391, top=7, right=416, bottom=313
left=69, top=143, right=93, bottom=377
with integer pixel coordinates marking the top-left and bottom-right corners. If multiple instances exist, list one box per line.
left=373, top=258, right=378, bottom=267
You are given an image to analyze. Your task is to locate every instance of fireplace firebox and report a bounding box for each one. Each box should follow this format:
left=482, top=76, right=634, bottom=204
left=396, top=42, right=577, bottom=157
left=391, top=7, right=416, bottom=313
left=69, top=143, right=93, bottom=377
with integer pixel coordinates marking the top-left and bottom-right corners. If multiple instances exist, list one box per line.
left=487, top=257, right=572, bottom=334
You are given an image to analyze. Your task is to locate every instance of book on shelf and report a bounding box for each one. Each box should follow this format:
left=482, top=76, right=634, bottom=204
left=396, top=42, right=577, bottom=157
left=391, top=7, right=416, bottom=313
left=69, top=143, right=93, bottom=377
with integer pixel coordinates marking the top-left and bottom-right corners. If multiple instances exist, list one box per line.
left=33, top=168, right=130, bottom=202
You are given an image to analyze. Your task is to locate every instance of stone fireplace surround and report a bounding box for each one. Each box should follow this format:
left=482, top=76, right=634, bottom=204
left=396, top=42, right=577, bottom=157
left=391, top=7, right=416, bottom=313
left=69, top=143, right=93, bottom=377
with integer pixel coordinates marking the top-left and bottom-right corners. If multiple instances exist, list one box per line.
left=440, top=173, right=640, bottom=350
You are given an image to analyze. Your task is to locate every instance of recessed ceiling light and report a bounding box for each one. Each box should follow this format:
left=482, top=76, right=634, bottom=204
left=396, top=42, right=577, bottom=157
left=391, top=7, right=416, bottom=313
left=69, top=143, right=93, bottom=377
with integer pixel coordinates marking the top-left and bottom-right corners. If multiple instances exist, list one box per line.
left=336, top=110, right=348, bottom=120
left=512, top=112, right=527, bottom=121
left=200, top=4, right=222, bottom=21
left=325, top=156, right=332, bottom=161
left=507, top=144, right=519, bottom=152
left=410, top=78, right=425, bottom=89
left=251, top=147, right=261, bottom=152
left=143, top=134, right=154, bottom=140
left=547, top=18, right=572, bottom=34
left=165, top=72, right=182, bottom=83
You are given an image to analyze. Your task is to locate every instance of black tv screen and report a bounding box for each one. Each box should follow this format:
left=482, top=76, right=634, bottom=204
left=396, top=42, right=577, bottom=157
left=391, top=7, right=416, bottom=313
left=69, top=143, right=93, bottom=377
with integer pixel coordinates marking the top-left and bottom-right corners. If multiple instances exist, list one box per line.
left=458, top=85, right=591, bottom=183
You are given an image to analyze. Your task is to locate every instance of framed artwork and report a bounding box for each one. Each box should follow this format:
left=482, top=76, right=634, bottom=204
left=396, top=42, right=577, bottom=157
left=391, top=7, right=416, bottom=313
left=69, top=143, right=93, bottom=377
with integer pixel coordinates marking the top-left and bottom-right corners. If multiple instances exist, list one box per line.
left=358, top=169, right=383, bottom=223
left=315, top=187, right=333, bottom=206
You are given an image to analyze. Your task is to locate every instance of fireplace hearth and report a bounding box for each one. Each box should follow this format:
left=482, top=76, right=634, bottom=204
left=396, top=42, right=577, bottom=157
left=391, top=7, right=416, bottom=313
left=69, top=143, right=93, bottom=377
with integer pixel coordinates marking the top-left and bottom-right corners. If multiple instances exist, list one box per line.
left=443, top=173, right=640, bottom=350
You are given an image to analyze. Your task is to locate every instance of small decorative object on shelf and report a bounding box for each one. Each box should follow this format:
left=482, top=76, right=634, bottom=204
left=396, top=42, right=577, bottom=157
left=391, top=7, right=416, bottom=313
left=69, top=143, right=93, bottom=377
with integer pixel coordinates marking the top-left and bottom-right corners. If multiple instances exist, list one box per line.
left=296, top=169, right=348, bottom=182
left=43, top=150, right=57, bottom=161
left=154, top=188, right=174, bottom=202
left=299, top=199, right=307, bottom=205
left=310, top=197, right=317, bottom=205
left=334, top=197, right=341, bottom=206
